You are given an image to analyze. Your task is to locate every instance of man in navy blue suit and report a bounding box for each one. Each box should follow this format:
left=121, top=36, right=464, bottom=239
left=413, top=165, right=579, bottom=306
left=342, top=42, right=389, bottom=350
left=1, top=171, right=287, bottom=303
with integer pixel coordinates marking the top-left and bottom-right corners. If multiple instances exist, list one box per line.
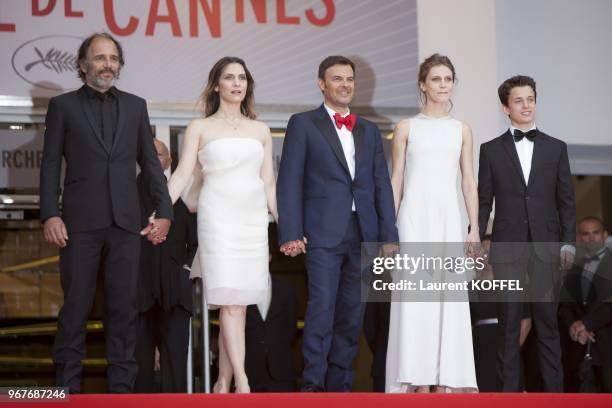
left=277, top=56, right=398, bottom=392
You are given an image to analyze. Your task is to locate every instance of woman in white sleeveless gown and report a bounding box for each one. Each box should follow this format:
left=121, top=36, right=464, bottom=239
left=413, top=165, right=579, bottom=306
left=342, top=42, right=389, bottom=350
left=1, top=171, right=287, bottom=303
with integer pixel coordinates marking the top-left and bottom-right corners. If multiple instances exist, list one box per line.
left=385, top=54, right=479, bottom=393
left=166, top=57, right=277, bottom=393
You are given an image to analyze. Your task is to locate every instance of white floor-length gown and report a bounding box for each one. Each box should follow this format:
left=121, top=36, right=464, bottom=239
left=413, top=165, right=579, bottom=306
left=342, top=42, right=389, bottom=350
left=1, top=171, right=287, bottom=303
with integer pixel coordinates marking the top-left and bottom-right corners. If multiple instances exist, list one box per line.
left=385, top=114, right=477, bottom=392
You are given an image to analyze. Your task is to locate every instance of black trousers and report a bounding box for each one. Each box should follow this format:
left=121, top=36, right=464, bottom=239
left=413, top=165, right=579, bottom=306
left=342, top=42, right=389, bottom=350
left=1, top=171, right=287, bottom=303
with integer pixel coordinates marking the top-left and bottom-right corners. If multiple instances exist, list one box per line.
left=592, top=365, right=612, bottom=393
left=53, top=225, right=140, bottom=393
left=249, top=371, right=296, bottom=393
left=494, top=245, right=563, bottom=392
left=134, top=303, right=191, bottom=393
left=566, top=360, right=612, bottom=392
left=473, top=323, right=502, bottom=392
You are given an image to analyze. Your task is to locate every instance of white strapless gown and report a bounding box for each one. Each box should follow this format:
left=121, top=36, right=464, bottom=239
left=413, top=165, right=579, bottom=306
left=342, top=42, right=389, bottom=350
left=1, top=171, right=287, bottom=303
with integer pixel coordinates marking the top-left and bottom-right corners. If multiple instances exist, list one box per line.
left=385, top=114, right=477, bottom=392
left=190, top=137, right=269, bottom=308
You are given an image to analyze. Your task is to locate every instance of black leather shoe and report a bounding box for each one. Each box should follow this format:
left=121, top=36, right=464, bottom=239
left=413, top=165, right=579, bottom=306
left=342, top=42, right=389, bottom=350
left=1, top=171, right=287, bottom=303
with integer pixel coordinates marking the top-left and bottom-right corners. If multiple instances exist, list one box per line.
left=301, top=384, right=324, bottom=392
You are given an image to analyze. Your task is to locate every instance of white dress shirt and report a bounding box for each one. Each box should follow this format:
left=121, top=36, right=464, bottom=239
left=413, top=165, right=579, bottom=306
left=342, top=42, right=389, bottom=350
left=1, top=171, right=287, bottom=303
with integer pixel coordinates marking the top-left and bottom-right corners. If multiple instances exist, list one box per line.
left=324, top=104, right=356, bottom=211
left=510, top=124, right=536, bottom=184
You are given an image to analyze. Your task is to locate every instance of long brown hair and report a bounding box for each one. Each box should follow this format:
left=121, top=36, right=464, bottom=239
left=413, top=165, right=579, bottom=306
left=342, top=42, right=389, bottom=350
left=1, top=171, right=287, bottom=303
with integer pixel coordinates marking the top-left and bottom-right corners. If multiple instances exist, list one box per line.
left=417, top=53, right=456, bottom=107
left=200, top=56, right=256, bottom=119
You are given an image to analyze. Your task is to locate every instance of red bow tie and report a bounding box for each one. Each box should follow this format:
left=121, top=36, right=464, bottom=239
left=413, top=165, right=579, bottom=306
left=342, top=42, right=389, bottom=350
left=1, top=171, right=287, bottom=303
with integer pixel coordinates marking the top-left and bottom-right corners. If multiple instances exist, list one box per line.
left=333, top=112, right=356, bottom=132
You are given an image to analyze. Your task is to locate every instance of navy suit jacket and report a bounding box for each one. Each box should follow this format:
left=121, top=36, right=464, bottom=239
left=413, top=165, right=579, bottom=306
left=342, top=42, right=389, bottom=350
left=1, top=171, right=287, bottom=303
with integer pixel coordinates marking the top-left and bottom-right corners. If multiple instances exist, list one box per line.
left=277, top=105, right=398, bottom=248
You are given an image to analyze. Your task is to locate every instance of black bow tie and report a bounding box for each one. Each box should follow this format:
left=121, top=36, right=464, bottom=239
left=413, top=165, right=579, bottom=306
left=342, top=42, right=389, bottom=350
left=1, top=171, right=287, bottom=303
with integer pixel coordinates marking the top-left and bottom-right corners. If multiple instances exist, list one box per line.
left=584, top=255, right=601, bottom=263
left=584, top=250, right=606, bottom=263
left=513, top=129, right=536, bottom=142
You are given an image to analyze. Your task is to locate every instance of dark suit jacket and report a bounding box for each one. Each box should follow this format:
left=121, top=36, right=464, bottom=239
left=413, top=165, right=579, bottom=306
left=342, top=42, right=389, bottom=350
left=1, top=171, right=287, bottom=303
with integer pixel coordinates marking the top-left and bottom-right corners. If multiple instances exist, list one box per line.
left=137, top=174, right=197, bottom=314
left=40, top=86, right=172, bottom=233
left=478, top=130, right=575, bottom=261
left=559, top=249, right=612, bottom=367
left=277, top=105, right=398, bottom=248
left=245, top=278, right=297, bottom=385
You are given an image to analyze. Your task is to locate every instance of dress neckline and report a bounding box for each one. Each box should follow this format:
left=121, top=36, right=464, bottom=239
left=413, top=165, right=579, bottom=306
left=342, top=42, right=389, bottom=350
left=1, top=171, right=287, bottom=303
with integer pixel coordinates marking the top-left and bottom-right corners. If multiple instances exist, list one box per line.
left=417, top=112, right=451, bottom=120
left=199, top=137, right=264, bottom=153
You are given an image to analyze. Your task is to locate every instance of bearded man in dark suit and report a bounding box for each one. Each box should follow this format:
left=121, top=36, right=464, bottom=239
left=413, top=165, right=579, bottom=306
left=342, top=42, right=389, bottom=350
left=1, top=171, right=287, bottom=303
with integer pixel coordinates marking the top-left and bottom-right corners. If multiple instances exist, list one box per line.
left=40, top=32, right=172, bottom=393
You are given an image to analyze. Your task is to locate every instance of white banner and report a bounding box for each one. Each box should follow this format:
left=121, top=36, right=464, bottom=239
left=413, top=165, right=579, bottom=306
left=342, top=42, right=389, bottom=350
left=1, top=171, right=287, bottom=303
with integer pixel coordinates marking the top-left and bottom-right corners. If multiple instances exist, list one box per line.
left=0, top=129, right=45, bottom=189
left=1, top=0, right=419, bottom=108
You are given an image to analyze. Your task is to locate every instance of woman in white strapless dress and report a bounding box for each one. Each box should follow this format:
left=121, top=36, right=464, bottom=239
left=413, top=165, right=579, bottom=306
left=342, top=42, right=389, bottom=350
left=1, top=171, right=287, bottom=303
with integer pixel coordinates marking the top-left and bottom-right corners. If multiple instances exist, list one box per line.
left=385, top=54, right=479, bottom=393
left=167, top=57, right=277, bottom=393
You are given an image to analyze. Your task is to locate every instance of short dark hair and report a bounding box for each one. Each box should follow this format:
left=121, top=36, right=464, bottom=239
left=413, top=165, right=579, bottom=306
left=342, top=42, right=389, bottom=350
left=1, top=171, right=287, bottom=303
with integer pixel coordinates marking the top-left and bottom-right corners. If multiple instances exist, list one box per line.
left=579, top=216, right=606, bottom=231
left=76, top=32, right=125, bottom=82
left=498, top=75, right=536, bottom=107
left=318, top=55, right=355, bottom=80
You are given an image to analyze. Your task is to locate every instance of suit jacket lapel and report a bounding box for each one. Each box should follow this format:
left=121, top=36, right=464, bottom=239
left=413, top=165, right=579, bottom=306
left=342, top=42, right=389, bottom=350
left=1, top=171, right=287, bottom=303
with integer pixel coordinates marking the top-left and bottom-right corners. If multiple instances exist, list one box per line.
left=352, top=118, right=364, bottom=172
left=586, top=249, right=611, bottom=304
left=501, top=130, right=526, bottom=187
left=526, top=129, right=543, bottom=188
left=313, top=105, right=351, bottom=177
left=78, top=87, right=110, bottom=155
left=109, top=90, right=127, bottom=156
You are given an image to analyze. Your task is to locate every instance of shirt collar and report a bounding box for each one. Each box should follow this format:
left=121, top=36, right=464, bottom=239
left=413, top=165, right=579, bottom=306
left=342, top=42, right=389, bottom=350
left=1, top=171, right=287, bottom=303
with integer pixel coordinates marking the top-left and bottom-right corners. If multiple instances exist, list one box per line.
left=324, top=103, right=350, bottom=120
left=84, top=84, right=117, bottom=99
left=586, top=246, right=608, bottom=261
left=510, top=124, right=537, bottom=137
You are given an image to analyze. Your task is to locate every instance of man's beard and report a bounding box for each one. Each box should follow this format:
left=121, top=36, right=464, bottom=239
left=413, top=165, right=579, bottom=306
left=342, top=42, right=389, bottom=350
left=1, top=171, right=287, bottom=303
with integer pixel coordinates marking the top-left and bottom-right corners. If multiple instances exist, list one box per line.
left=585, top=241, right=605, bottom=254
left=88, top=67, right=120, bottom=89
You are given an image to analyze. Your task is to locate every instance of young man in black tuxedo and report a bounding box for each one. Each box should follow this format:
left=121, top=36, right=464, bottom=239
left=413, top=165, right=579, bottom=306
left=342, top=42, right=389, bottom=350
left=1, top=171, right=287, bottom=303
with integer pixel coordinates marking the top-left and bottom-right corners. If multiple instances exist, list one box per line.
left=40, top=33, right=172, bottom=393
left=478, top=75, right=576, bottom=392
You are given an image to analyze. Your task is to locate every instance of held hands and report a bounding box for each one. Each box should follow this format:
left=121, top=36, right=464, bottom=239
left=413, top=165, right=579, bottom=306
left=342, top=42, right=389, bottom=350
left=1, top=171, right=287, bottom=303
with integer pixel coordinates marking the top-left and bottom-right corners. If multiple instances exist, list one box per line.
left=140, top=211, right=171, bottom=245
left=280, top=237, right=308, bottom=257
left=379, top=243, right=399, bottom=258
left=465, top=229, right=482, bottom=258
left=43, top=216, right=68, bottom=248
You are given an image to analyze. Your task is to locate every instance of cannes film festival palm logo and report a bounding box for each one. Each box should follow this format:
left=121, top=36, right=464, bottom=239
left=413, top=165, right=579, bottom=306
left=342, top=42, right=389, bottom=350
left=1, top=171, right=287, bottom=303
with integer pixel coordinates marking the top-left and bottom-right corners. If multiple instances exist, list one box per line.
left=12, top=35, right=83, bottom=91
left=25, top=47, right=77, bottom=74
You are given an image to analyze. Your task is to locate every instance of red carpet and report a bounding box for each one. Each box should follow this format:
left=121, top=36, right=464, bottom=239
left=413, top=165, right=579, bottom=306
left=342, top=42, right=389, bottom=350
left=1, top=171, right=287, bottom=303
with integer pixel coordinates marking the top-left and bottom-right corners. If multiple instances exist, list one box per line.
left=2, top=393, right=611, bottom=408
